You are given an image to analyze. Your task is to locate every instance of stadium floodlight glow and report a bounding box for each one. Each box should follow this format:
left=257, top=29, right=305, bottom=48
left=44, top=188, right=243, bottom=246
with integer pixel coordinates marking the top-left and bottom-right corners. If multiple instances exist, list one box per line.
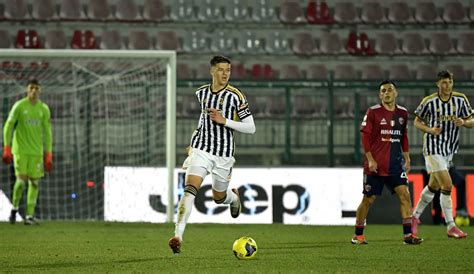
left=0, top=49, right=176, bottom=222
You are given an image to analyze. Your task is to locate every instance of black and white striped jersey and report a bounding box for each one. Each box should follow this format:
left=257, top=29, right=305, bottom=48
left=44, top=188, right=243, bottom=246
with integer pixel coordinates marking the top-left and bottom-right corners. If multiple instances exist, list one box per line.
left=414, top=91, right=473, bottom=156
left=190, top=83, right=251, bottom=157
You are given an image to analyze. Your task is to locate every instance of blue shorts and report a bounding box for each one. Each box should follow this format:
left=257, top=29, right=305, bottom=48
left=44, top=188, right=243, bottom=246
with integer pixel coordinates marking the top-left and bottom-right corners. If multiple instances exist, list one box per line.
left=363, top=173, right=408, bottom=196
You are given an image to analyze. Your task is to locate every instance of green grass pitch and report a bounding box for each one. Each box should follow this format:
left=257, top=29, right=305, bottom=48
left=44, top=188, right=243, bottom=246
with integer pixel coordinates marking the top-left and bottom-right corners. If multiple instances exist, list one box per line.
left=0, top=222, right=473, bottom=272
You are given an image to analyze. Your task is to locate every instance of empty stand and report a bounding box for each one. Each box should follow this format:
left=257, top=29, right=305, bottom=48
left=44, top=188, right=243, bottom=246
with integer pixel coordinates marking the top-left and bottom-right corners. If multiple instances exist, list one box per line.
left=319, top=32, right=343, bottom=55
left=442, top=1, right=467, bottom=23
left=291, top=32, right=317, bottom=56
left=143, top=0, right=166, bottom=22
left=155, top=31, right=179, bottom=50
left=5, top=0, right=29, bottom=20
left=60, top=0, right=86, bottom=20
left=415, top=2, right=441, bottom=23
left=100, top=30, right=124, bottom=49
left=306, top=64, right=328, bottom=80
left=416, top=64, right=437, bottom=80
left=0, top=29, right=12, bottom=48
left=115, top=0, right=141, bottom=21
left=388, top=64, right=412, bottom=81
left=334, top=2, right=359, bottom=24
left=71, top=30, right=97, bottom=49
left=279, top=0, right=305, bottom=24
left=45, top=30, right=67, bottom=49
left=428, top=32, right=455, bottom=55
left=387, top=2, right=413, bottom=24
left=128, top=31, right=152, bottom=49
left=265, top=31, right=291, bottom=55
left=401, top=33, right=428, bottom=55
left=87, top=0, right=111, bottom=20
left=374, top=32, right=400, bottom=55
left=360, top=2, right=386, bottom=24
left=361, top=64, right=384, bottom=80
left=456, top=33, right=474, bottom=55
left=32, top=0, right=56, bottom=20
left=16, top=30, right=42, bottom=49
left=306, top=0, right=333, bottom=24
left=334, top=64, right=356, bottom=80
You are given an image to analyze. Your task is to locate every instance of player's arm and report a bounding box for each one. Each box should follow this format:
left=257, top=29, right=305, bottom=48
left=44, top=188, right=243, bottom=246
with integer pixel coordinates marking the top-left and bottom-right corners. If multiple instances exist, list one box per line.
left=2, top=103, right=20, bottom=164
left=361, top=109, right=377, bottom=173
left=402, top=130, right=410, bottom=173
left=43, top=105, right=53, bottom=172
left=208, top=108, right=256, bottom=134
left=414, top=116, right=441, bottom=135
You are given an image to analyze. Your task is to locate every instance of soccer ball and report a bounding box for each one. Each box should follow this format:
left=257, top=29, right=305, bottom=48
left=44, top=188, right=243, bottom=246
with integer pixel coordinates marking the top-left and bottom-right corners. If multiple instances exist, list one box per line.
left=232, top=236, right=258, bottom=260
left=454, top=215, right=471, bottom=227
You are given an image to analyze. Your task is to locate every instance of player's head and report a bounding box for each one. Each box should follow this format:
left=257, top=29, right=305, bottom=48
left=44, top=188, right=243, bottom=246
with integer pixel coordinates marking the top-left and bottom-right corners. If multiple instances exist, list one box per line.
left=378, top=80, right=397, bottom=105
left=26, top=78, right=41, bottom=100
left=210, top=55, right=231, bottom=86
left=436, top=70, right=453, bottom=94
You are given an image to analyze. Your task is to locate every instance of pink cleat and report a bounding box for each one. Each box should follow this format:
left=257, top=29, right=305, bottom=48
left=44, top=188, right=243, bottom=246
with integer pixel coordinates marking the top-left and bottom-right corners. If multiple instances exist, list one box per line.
left=447, top=226, right=468, bottom=239
left=411, top=216, right=420, bottom=236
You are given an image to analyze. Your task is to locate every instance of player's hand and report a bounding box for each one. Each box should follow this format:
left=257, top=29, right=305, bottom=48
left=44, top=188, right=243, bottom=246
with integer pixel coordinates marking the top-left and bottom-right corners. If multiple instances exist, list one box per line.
left=429, top=125, right=442, bottom=135
left=368, top=159, right=378, bottom=173
left=404, top=160, right=411, bottom=174
left=2, top=146, right=12, bottom=165
left=454, top=118, right=465, bottom=127
left=44, top=152, right=53, bottom=172
left=208, top=108, right=226, bottom=125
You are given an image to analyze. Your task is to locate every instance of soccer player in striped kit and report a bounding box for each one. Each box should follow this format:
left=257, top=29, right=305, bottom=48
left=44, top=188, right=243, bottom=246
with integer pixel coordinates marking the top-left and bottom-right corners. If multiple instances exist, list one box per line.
left=169, top=56, right=256, bottom=253
left=351, top=81, right=423, bottom=245
left=412, top=70, right=473, bottom=239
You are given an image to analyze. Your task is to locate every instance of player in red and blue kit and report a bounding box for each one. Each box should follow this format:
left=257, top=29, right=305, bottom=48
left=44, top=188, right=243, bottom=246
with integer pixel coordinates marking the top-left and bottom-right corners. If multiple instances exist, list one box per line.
left=351, top=81, right=423, bottom=245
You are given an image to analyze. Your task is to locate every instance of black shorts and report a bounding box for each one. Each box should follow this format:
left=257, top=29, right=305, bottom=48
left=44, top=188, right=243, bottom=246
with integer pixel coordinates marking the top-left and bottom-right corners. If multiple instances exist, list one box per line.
left=363, top=173, right=408, bottom=196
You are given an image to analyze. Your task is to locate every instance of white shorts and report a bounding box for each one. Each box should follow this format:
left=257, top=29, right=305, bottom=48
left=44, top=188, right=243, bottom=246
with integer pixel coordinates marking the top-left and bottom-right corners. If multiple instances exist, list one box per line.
left=182, top=148, right=235, bottom=192
left=424, top=154, right=453, bottom=173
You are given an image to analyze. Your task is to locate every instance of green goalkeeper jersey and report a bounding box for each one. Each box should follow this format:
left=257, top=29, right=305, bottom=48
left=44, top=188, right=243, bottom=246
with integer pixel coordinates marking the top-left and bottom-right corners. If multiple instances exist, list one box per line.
left=3, top=98, right=52, bottom=156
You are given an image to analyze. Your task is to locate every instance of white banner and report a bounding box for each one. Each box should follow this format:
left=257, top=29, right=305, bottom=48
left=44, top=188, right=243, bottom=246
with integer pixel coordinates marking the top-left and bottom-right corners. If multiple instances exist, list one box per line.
left=104, top=167, right=363, bottom=225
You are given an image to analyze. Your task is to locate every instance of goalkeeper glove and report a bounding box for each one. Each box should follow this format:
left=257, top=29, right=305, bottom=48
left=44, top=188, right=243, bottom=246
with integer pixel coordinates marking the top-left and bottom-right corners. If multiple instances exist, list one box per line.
left=44, top=152, right=53, bottom=172
left=2, top=146, right=12, bottom=164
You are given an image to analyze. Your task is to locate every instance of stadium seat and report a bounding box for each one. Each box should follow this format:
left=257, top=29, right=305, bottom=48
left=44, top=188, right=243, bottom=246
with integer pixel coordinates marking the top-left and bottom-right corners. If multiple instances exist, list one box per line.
left=388, top=64, right=412, bottom=81
left=374, top=32, right=400, bottom=55
left=346, top=32, right=375, bottom=56
left=470, top=3, right=474, bottom=22
left=306, top=64, right=328, bottom=80
left=71, top=30, right=97, bottom=49
left=183, top=31, right=209, bottom=53
left=291, top=32, right=317, bottom=56
left=32, top=0, right=56, bottom=20
left=446, top=65, right=469, bottom=80
left=170, top=0, right=195, bottom=22
left=305, top=0, right=333, bottom=24
left=156, top=31, right=179, bottom=50
left=428, top=32, right=455, bottom=55
left=143, top=0, right=166, bottom=22
left=319, top=32, right=343, bottom=55
left=265, top=31, right=291, bottom=55
left=115, top=0, right=142, bottom=21
left=279, top=0, right=305, bottom=24
left=246, top=96, right=264, bottom=117
left=334, top=64, right=356, bottom=80
left=442, top=1, right=467, bottom=23
left=182, top=95, right=201, bottom=117
left=401, top=33, right=428, bottom=55
left=211, top=31, right=236, bottom=54
left=0, top=29, right=12, bottom=48
left=231, top=63, right=248, bottom=80
left=225, top=0, right=250, bottom=22
left=100, top=30, right=124, bottom=49
left=195, top=63, right=210, bottom=79
left=415, top=1, right=441, bottom=23
left=15, top=30, right=42, bottom=49
left=266, top=96, right=286, bottom=116
left=387, top=2, right=413, bottom=23
left=238, top=31, right=264, bottom=54
left=251, top=64, right=274, bottom=80
left=128, top=31, right=152, bottom=49
left=334, top=2, right=359, bottom=24
left=456, top=33, right=474, bottom=55
left=361, top=64, right=384, bottom=80
left=280, top=64, right=302, bottom=80
left=360, top=2, right=386, bottom=24
left=5, top=0, right=29, bottom=20
left=45, top=30, right=67, bottom=49
left=251, top=0, right=277, bottom=22
left=177, top=64, right=194, bottom=80
left=87, top=0, right=111, bottom=20
left=293, top=95, right=317, bottom=117
left=60, top=0, right=86, bottom=20
left=416, top=64, right=437, bottom=80
left=197, top=0, right=224, bottom=22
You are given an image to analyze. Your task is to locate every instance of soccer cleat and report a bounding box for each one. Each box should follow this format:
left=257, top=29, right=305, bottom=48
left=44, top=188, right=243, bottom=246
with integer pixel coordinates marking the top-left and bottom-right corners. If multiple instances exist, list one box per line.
left=403, top=234, right=423, bottom=245
left=24, top=217, right=39, bottom=226
left=230, top=188, right=241, bottom=218
left=9, top=210, right=17, bottom=225
left=168, top=237, right=182, bottom=254
left=351, top=235, right=368, bottom=244
left=447, top=226, right=468, bottom=239
left=411, top=216, right=420, bottom=236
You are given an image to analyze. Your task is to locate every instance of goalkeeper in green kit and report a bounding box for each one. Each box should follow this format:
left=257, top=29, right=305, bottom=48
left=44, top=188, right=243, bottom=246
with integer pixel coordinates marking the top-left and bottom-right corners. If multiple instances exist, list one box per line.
left=3, top=79, right=53, bottom=225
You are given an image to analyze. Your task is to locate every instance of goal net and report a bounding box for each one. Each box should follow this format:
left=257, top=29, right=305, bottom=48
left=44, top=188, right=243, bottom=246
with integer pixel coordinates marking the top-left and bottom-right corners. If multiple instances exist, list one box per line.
left=0, top=49, right=176, bottom=221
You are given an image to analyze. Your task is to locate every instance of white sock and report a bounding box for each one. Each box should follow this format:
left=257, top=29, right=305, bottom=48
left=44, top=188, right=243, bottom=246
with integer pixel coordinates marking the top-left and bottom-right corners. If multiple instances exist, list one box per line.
left=174, top=192, right=196, bottom=241
left=440, top=193, right=455, bottom=229
left=413, top=186, right=436, bottom=218
left=222, top=188, right=238, bottom=205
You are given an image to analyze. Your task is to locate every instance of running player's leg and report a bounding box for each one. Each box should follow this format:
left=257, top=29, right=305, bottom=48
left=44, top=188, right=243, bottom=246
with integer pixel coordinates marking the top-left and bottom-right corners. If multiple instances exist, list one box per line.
left=211, top=156, right=240, bottom=218
left=413, top=155, right=443, bottom=222
left=10, top=154, right=28, bottom=224
left=352, top=175, right=381, bottom=244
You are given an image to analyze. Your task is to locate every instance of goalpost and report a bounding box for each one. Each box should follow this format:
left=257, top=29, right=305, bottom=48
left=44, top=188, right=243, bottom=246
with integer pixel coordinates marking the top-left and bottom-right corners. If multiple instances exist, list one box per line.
left=0, top=49, right=176, bottom=222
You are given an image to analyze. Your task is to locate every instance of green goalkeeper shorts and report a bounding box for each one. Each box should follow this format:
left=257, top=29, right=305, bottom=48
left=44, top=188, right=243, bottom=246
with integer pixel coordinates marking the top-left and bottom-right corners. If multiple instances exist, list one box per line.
left=13, top=154, right=44, bottom=179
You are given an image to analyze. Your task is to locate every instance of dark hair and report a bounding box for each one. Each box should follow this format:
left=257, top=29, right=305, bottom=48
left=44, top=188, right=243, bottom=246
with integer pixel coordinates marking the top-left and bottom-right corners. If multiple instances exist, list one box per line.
left=379, top=80, right=396, bottom=88
left=27, top=78, right=40, bottom=86
left=210, top=55, right=231, bottom=66
left=437, top=70, right=453, bottom=81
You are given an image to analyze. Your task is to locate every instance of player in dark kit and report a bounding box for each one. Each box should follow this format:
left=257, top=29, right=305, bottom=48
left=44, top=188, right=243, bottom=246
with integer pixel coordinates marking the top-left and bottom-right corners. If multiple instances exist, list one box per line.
left=351, top=81, right=423, bottom=245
